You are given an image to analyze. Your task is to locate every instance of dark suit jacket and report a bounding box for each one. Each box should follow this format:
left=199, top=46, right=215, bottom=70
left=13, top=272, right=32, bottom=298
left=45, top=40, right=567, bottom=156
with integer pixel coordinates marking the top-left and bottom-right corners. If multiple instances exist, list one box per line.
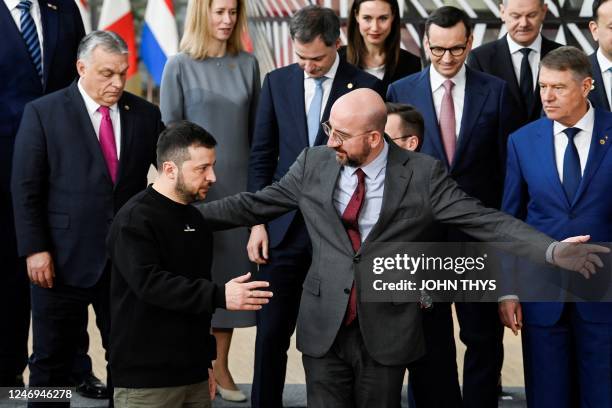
left=199, top=141, right=553, bottom=365
left=338, top=46, right=421, bottom=94
left=502, top=109, right=612, bottom=325
left=11, top=82, right=163, bottom=287
left=247, top=58, right=384, bottom=247
left=588, top=51, right=610, bottom=111
left=0, top=0, right=84, bottom=193
left=387, top=65, right=513, bottom=209
left=467, top=34, right=562, bottom=128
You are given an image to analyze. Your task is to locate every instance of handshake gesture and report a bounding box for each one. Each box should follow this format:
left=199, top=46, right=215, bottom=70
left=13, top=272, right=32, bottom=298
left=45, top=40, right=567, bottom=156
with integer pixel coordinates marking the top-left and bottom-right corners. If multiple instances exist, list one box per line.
left=225, top=272, right=273, bottom=310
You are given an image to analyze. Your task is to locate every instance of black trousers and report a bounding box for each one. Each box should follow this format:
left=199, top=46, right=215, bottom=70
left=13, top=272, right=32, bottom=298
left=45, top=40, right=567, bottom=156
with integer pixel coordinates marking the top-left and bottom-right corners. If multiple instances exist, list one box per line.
left=28, top=270, right=112, bottom=408
left=302, top=321, right=406, bottom=408
left=0, top=193, right=92, bottom=386
left=251, top=218, right=311, bottom=408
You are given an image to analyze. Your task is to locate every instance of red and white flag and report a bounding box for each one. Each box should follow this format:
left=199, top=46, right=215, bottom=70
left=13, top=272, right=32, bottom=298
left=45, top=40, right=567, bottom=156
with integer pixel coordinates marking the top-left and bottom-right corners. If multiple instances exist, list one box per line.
left=98, top=0, right=138, bottom=78
left=74, top=0, right=91, bottom=33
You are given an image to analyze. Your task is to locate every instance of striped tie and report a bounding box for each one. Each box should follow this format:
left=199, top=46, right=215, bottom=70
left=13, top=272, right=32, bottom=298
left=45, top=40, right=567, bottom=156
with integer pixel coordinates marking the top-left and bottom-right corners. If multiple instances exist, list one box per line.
left=17, top=0, right=43, bottom=84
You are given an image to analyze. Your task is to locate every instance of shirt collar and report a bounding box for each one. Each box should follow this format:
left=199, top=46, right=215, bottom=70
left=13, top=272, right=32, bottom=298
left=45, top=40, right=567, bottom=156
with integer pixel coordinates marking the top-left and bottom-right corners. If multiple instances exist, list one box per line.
left=506, top=33, right=542, bottom=55
left=553, top=101, right=595, bottom=136
left=77, top=78, right=119, bottom=116
left=344, top=140, right=389, bottom=180
left=304, top=52, right=340, bottom=81
left=430, top=64, right=466, bottom=92
left=596, top=47, right=612, bottom=73
left=5, top=0, right=39, bottom=11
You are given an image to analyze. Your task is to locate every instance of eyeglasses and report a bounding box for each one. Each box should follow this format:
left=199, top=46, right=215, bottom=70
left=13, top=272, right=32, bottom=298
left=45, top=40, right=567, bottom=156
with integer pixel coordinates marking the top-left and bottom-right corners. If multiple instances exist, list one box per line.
left=391, top=135, right=415, bottom=141
left=429, top=44, right=467, bottom=58
left=322, top=121, right=373, bottom=144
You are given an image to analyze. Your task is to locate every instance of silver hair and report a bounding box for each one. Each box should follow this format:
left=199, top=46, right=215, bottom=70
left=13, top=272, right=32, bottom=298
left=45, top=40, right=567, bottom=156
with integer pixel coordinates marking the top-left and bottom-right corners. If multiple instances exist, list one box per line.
left=77, top=30, right=128, bottom=62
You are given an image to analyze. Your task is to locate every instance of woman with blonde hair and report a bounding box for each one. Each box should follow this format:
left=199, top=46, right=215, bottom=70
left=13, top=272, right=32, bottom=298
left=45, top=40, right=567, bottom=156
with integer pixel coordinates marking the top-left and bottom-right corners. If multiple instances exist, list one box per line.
left=160, top=0, right=259, bottom=402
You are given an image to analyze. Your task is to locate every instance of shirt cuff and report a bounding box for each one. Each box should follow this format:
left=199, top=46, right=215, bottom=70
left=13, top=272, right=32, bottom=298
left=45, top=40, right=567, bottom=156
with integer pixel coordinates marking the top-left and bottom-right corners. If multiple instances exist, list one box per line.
left=545, top=241, right=559, bottom=264
left=498, top=295, right=519, bottom=302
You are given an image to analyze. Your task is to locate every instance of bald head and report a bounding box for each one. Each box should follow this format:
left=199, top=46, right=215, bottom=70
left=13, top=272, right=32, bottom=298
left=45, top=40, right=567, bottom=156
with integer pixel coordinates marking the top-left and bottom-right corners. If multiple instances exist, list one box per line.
left=330, top=88, right=387, bottom=134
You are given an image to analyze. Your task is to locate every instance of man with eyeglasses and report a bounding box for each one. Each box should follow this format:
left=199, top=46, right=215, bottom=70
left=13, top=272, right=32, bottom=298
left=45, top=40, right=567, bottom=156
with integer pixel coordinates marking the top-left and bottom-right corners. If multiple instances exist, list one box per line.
left=467, top=0, right=562, bottom=125
left=387, top=6, right=515, bottom=407
left=246, top=6, right=383, bottom=408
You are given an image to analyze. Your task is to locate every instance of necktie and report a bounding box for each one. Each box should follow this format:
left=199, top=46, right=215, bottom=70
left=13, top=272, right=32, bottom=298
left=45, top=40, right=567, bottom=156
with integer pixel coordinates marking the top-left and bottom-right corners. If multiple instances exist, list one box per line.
left=562, top=127, right=581, bottom=203
left=307, top=77, right=327, bottom=146
left=519, top=48, right=534, bottom=114
left=341, top=168, right=366, bottom=326
left=17, top=0, right=43, bottom=84
left=439, top=79, right=456, bottom=165
left=98, top=106, right=119, bottom=183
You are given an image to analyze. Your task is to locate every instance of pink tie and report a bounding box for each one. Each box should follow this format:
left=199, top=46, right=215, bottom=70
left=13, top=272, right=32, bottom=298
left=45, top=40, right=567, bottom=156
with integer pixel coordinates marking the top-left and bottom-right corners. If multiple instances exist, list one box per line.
left=98, top=106, right=118, bottom=183
left=439, top=79, right=456, bottom=165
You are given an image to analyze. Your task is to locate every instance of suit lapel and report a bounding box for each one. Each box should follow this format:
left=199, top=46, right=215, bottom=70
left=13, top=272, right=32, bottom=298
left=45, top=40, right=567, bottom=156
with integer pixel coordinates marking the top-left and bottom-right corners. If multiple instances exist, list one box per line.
left=362, top=142, right=412, bottom=250
left=498, top=36, right=524, bottom=115
left=314, top=59, right=353, bottom=146
left=452, top=67, right=488, bottom=173
left=589, top=52, right=610, bottom=111
left=40, top=0, right=58, bottom=91
left=418, top=67, right=448, bottom=166
left=288, top=65, right=309, bottom=148
left=534, top=119, right=568, bottom=206
left=572, top=109, right=612, bottom=206
left=321, top=155, right=354, bottom=254
left=67, top=82, right=113, bottom=185
left=116, top=96, right=134, bottom=185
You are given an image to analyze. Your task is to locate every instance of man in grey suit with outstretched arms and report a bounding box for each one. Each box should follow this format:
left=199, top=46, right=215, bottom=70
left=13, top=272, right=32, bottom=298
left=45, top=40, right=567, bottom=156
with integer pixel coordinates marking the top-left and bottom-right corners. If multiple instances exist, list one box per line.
left=195, top=88, right=606, bottom=408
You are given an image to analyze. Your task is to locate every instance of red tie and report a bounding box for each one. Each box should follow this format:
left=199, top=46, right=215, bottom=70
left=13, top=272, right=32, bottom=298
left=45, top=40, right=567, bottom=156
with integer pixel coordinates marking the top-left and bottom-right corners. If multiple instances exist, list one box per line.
left=341, top=168, right=366, bottom=325
left=98, top=106, right=119, bottom=183
left=439, top=79, right=456, bottom=166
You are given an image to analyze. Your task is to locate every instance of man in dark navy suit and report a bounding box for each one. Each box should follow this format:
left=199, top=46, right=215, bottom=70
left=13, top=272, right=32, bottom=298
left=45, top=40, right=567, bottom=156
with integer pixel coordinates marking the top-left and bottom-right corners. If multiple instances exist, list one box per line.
left=0, top=0, right=86, bottom=388
left=246, top=5, right=383, bottom=408
left=467, top=0, right=562, bottom=126
left=588, top=0, right=612, bottom=111
left=11, top=31, right=163, bottom=407
left=388, top=6, right=515, bottom=407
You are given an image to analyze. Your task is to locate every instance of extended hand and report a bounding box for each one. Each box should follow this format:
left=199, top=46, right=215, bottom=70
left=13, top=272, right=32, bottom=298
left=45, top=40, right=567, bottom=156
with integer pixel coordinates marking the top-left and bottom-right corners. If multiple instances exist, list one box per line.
left=26, top=251, right=55, bottom=288
left=498, top=299, right=522, bottom=335
left=247, top=224, right=269, bottom=264
left=225, top=272, right=273, bottom=311
left=554, top=235, right=610, bottom=278
left=208, top=368, right=216, bottom=400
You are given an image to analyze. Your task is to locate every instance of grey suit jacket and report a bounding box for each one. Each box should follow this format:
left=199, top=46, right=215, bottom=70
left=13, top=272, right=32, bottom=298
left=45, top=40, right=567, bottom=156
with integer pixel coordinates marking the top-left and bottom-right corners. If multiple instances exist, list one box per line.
left=196, top=141, right=554, bottom=366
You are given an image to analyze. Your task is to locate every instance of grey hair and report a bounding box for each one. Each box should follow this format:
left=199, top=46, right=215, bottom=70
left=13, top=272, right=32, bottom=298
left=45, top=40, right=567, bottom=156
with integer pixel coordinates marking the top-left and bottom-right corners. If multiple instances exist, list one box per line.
left=502, top=0, right=545, bottom=6
left=77, top=30, right=128, bottom=62
left=289, top=5, right=340, bottom=46
left=540, top=46, right=593, bottom=81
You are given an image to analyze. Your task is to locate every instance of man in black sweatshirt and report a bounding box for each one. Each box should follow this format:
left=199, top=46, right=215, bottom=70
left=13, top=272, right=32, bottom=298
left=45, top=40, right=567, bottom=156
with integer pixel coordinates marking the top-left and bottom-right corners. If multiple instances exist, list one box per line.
left=107, top=121, right=273, bottom=408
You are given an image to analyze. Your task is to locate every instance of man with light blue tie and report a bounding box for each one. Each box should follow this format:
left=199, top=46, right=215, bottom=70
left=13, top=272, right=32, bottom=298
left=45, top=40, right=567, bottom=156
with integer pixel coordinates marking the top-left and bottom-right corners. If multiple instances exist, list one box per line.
left=588, top=0, right=612, bottom=111
left=0, top=0, right=88, bottom=389
left=245, top=5, right=383, bottom=407
left=500, top=46, right=612, bottom=407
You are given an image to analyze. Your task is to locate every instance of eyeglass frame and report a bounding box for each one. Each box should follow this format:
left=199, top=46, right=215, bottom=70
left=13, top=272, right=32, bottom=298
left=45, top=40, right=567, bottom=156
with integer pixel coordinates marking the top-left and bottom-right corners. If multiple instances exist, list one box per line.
left=428, top=43, right=468, bottom=58
left=322, top=121, right=375, bottom=144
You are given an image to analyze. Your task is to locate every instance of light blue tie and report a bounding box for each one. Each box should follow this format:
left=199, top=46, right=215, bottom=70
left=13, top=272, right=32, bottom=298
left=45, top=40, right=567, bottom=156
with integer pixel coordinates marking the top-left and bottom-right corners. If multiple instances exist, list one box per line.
left=307, top=77, right=327, bottom=146
left=17, top=0, right=43, bottom=84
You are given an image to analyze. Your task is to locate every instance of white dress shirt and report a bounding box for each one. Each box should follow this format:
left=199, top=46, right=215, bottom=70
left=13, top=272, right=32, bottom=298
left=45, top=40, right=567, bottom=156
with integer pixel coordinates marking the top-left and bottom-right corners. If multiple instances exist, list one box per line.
left=4, top=0, right=44, bottom=70
left=304, top=52, right=339, bottom=119
left=430, top=64, right=466, bottom=138
left=507, top=34, right=542, bottom=91
left=553, top=103, right=594, bottom=181
left=77, top=79, right=122, bottom=158
left=596, top=48, right=612, bottom=109
left=333, top=142, right=388, bottom=242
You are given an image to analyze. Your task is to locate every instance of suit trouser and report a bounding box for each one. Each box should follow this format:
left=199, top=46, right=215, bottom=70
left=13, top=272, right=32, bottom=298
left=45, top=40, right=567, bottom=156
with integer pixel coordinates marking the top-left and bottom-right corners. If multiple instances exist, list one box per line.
left=409, top=302, right=503, bottom=408
left=302, top=320, right=406, bottom=408
left=27, top=270, right=112, bottom=408
left=251, top=218, right=311, bottom=408
left=522, top=303, right=612, bottom=408
left=0, top=194, right=93, bottom=385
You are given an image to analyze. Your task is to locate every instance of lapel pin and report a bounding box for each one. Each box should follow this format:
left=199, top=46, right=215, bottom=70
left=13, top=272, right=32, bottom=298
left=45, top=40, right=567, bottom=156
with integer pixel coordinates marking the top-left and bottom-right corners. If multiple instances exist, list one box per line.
left=601, top=139, right=606, bottom=145
left=124, top=105, right=130, bottom=111
left=347, top=83, right=353, bottom=89
left=47, top=3, right=57, bottom=10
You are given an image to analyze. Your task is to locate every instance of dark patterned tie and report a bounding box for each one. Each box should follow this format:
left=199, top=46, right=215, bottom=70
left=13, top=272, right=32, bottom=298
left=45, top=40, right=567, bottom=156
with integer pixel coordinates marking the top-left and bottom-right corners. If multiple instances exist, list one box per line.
left=17, top=0, right=43, bottom=84
left=519, top=48, right=533, bottom=115
left=341, top=168, right=366, bottom=326
left=562, top=127, right=581, bottom=203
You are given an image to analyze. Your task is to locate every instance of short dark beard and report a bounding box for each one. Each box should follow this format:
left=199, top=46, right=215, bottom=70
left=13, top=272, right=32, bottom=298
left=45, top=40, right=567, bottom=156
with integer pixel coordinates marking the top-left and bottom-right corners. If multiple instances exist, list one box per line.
left=174, top=170, right=198, bottom=203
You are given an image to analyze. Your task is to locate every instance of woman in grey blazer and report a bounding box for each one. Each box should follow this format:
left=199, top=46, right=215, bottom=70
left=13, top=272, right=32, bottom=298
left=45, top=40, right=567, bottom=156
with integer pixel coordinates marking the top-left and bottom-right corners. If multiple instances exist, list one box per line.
left=160, top=0, right=260, bottom=402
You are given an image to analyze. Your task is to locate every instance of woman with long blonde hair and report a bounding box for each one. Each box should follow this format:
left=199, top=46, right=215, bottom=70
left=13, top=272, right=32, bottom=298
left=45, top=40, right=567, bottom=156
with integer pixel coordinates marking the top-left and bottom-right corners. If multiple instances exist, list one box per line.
left=160, top=0, right=260, bottom=402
